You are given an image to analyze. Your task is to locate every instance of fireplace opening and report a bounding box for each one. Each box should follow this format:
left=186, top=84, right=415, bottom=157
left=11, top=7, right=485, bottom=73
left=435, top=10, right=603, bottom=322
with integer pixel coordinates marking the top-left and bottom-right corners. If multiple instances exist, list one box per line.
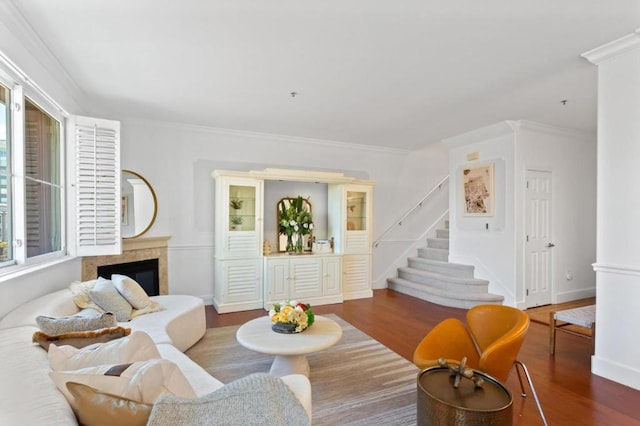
left=97, top=258, right=160, bottom=297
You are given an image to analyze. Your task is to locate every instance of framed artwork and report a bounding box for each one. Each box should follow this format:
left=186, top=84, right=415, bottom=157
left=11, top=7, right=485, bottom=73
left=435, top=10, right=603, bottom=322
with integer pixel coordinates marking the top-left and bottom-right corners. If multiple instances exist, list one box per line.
left=462, top=163, right=494, bottom=216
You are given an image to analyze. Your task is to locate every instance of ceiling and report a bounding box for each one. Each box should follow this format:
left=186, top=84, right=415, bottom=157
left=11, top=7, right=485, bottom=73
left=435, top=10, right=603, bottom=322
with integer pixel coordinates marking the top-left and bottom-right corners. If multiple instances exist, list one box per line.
left=9, top=0, right=640, bottom=150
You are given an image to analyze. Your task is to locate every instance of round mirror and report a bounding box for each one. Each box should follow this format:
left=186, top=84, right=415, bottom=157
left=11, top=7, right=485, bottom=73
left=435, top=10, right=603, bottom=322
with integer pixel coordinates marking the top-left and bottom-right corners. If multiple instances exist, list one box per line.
left=121, top=170, right=157, bottom=239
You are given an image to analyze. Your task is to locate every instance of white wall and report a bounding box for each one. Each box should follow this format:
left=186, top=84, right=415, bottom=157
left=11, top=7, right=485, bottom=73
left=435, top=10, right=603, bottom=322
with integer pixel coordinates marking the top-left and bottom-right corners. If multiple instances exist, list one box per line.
left=584, top=30, right=640, bottom=390
left=119, top=119, right=449, bottom=302
left=514, top=122, right=597, bottom=305
left=444, top=120, right=596, bottom=308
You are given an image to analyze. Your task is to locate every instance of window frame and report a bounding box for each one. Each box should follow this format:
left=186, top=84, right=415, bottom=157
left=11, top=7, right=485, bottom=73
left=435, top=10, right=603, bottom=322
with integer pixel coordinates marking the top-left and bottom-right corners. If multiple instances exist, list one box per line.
left=0, top=60, right=68, bottom=275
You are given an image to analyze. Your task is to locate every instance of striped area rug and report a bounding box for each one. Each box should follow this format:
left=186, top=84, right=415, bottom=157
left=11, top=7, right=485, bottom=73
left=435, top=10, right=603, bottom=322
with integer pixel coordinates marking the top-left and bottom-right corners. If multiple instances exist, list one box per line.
left=186, top=314, right=419, bottom=425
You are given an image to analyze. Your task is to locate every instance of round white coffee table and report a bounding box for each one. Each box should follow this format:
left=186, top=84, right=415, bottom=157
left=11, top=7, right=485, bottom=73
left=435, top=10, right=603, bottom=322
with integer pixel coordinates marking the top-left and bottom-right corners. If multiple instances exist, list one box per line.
left=236, top=315, right=342, bottom=377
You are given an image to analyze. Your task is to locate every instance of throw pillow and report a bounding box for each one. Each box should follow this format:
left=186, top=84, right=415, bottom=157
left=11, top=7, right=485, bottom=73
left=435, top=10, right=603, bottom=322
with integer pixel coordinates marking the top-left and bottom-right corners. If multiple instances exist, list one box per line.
left=89, top=277, right=133, bottom=322
left=49, top=331, right=161, bottom=371
left=66, top=382, right=152, bottom=426
left=33, top=327, right=131, bottom=351
left=111, top=274, right=153, bottom=310
left=50, top=358, right=197, bottom=409
left=70, top=279, right=105, bottom=312
left=147, top=373, right=310, bottom=426
left=36, top=312, right=117, bottom=335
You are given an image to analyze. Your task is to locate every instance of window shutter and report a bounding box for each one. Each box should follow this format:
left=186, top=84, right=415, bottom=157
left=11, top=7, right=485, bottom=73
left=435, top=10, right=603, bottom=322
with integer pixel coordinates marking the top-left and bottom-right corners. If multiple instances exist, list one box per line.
left=69, top=115, right=121, bottom=256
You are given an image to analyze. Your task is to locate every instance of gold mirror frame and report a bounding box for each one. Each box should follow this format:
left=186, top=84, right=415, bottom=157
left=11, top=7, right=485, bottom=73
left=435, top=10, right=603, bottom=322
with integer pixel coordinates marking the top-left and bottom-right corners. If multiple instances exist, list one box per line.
left=277, top=197, right=312, bottom=252
left=121, top=170, right=158, bottom=239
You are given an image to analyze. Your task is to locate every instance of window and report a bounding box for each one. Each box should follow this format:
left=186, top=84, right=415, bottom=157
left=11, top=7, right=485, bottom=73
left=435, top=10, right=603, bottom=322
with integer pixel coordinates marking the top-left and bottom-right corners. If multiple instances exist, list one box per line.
left=0, top=66, right=66, bottom=271
left=0, top=84, right=11, bottom=263
left=0, top=54, right=121, bottom=273
left=24, top=98, right=61, bottom=258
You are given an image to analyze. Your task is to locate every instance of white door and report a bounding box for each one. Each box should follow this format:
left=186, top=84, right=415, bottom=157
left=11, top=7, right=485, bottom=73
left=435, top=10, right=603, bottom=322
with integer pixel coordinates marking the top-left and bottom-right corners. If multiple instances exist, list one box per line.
left=525, top=170, right=553, bottom=307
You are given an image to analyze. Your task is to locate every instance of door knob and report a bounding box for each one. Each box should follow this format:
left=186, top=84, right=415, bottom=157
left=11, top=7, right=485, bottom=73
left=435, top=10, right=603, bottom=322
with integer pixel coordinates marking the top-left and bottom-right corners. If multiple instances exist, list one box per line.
left=546, top=243, right=555, bottom=248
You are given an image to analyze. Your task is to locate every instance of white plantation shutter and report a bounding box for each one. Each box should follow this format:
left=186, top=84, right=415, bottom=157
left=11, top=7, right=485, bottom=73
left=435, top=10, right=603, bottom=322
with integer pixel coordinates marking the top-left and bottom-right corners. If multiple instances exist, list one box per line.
left=69, top=116, right=121, bottom=256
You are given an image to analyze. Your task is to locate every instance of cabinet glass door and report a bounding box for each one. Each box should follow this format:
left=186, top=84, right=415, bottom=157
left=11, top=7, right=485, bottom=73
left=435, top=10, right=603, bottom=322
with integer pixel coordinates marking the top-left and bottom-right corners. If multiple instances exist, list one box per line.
left=229, top=185, right=256, bottom=231
left=346, top=191, right=367, bottom=231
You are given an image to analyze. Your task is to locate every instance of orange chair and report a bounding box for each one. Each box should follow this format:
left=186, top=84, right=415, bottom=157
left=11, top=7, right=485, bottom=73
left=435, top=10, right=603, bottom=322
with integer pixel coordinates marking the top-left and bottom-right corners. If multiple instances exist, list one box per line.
left=413, top=305, right=547, bottom=426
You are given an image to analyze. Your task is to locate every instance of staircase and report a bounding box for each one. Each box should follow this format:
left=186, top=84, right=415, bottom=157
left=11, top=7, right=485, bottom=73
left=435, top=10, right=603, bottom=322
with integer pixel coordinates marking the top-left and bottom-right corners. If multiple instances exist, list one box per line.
left=387, top=221, right=504, bottom=309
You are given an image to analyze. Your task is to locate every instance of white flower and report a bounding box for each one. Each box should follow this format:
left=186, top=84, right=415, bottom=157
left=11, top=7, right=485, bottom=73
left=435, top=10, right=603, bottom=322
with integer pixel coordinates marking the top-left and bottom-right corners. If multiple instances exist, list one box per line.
left=289, top=300, right=297, bottom=306
left=289, top=220, right=296, bottom=226
left=309, top=223, right=314, bottom=230
left=303, top=223, right=308, bottom=229
left=294, top=225, right=299, bottom=232
left=268, top=309, right=276, bottom=318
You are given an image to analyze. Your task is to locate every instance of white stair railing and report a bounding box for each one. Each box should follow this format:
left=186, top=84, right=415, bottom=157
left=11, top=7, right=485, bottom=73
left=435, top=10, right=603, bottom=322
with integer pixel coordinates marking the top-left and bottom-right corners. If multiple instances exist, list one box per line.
left=374, top=175, right=449, bottom=248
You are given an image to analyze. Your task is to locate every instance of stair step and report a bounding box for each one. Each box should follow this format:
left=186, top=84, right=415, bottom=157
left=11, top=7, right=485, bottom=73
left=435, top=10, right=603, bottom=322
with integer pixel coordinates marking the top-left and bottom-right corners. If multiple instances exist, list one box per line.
left=427, top=237, right=449, bottom=250
left=418, top=247, right=449, bottom=261
left=387, top=277, right=504, bottom=309
left=398, top=266, right=489, bottom=293
left=436, top=228, right=449, bottom=239
left=407, top=257, right=475, bottom=278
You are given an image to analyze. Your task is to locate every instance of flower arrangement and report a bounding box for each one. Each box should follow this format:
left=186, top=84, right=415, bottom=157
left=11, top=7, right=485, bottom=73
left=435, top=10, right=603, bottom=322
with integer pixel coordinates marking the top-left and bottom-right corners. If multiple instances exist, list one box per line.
left=279, top=196, right=313, bottom=252
left=269, top=300, right=315, bottom=333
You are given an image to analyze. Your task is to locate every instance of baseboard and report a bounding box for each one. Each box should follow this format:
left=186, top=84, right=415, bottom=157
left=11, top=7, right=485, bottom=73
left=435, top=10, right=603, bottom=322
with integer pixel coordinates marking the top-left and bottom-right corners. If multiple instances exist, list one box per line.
left=592, top=355, right=640, bottom=391
left=555, top=287, right=596, bottom=304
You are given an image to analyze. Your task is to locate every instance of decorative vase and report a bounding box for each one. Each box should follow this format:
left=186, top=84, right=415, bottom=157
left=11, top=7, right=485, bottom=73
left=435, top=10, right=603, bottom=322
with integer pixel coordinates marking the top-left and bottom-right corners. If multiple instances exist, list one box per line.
left=286, top=233, right=294, bottom=253
left=295, top=232, right=304, bottom=253
left=272, top=322, right=298, bottom=334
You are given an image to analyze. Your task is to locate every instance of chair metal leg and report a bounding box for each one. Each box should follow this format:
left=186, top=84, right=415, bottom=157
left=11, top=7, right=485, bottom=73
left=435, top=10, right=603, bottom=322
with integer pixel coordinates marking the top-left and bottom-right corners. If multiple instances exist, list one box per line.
left=514, top=360, right=548, bottom=426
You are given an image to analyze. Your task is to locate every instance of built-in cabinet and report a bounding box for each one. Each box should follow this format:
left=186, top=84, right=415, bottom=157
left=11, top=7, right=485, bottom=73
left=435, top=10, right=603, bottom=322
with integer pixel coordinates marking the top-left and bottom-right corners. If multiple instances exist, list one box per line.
left=329, top=184, right=373, bottom=299
left=213, top=175, right=264, bottom=313
left=212, top=169, right=374, bottom=313
left=264, top=254, right=342, bottom=308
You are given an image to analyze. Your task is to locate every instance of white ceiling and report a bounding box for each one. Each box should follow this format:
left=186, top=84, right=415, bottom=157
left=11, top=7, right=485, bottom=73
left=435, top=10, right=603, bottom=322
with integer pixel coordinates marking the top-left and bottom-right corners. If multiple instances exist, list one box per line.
left=10, top=0, right=640, bottom=150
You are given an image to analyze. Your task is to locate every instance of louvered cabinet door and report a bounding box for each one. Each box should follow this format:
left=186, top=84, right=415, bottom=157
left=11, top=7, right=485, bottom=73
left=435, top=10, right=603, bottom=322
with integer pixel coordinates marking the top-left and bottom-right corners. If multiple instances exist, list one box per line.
left=342, top=254, right=372, bottom=300
left=214, top=259, right=263, bottom=313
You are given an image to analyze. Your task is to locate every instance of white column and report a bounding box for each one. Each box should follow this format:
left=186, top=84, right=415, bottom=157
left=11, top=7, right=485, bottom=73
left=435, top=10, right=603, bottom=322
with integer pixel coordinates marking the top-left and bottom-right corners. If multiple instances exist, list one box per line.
left=583, top=29, right=640, bottom=390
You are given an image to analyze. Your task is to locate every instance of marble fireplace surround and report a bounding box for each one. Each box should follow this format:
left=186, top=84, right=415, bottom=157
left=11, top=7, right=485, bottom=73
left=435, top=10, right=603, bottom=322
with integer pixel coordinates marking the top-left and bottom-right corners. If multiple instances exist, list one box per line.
left=81, top=236, right=171, bottom=295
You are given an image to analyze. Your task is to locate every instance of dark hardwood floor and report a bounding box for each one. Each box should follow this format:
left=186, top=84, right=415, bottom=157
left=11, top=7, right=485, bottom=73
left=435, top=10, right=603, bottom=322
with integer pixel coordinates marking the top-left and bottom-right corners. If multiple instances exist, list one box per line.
left=205, top=289, right=640, bottom=426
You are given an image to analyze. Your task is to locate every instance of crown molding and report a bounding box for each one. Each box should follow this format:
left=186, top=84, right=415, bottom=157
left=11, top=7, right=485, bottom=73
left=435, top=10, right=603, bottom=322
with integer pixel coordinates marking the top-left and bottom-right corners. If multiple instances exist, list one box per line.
left=442, top=121, right=516, bottom=148
left=512, top=120, right=595, bottom=141
left=582, top=29, right=640, bottom=65
left=123, top=117, right=410, bottom=155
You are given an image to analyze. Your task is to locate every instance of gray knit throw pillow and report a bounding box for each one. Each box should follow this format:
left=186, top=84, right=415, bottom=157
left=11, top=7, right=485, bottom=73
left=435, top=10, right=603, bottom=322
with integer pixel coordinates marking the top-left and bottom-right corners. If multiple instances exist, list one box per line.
left=36, top=311, right=117, bottom=335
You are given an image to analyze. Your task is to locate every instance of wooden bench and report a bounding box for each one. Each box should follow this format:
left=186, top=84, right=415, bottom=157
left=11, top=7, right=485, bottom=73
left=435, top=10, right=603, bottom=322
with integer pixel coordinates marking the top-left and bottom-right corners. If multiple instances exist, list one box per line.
left=549, top=305, right=595, bottom=355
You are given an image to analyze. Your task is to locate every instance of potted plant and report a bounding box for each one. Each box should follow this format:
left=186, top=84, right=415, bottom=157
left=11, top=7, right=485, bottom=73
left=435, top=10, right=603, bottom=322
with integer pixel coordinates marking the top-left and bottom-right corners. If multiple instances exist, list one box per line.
left=229, top=198, right=244, bottom=210
left=230, top=215, right=243, bottom=230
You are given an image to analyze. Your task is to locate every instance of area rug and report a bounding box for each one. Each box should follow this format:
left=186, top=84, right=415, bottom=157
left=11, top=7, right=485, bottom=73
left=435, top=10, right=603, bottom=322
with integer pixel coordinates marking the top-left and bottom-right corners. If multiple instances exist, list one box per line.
left=186, top=314, right=419, bottom=426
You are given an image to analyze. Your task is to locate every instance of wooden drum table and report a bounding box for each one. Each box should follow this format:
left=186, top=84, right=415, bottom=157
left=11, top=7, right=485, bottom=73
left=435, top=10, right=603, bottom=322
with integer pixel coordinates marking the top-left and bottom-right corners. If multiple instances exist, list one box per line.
left=236, top=315, right=342, bottom=377
left=417, top=366, right=513, bottom=426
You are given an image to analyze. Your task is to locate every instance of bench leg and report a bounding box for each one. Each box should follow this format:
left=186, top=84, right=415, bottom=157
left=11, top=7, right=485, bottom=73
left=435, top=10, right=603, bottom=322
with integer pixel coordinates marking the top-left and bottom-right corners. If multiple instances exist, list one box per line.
left=549, top=311, right=556, bottom=355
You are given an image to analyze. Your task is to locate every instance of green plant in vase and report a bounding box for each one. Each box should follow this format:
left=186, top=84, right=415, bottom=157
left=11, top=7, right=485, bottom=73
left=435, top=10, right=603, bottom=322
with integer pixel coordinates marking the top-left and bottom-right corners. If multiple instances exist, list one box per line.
left=279, top=196, right=313, bottom=253
left=230, top=215, right=243, bottom=230
left=229, top=198, right=244, bottom=210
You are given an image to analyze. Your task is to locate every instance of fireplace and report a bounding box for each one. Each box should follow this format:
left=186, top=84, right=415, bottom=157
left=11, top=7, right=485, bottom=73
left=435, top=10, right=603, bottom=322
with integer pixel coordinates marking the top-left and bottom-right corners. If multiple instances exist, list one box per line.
left=81, top=236, right=170, bottom=295
left=97, top=258, right=159, bottom=296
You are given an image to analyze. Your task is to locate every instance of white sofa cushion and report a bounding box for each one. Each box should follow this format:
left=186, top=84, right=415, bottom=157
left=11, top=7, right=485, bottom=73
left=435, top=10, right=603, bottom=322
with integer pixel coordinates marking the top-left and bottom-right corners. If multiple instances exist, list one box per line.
left=0, top=289, right=79, bottom=330
left=0, top=326, right=77, bottom=425
left=49, top=331, right=161, bottom=371
left=123, top=295, right=205, bottom=351
left=50, top=358, right=197, bottom=408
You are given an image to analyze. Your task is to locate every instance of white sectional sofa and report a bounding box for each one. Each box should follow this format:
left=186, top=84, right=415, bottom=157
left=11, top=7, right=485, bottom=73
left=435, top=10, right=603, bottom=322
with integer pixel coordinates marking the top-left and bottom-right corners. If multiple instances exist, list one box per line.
left=0, top=288, right=312, bottom=425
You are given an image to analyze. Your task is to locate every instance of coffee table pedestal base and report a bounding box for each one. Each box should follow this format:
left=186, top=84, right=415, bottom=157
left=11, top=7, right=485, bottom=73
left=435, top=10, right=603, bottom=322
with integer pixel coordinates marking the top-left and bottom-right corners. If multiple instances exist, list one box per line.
left=271, top=354, right=310, bottom=377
